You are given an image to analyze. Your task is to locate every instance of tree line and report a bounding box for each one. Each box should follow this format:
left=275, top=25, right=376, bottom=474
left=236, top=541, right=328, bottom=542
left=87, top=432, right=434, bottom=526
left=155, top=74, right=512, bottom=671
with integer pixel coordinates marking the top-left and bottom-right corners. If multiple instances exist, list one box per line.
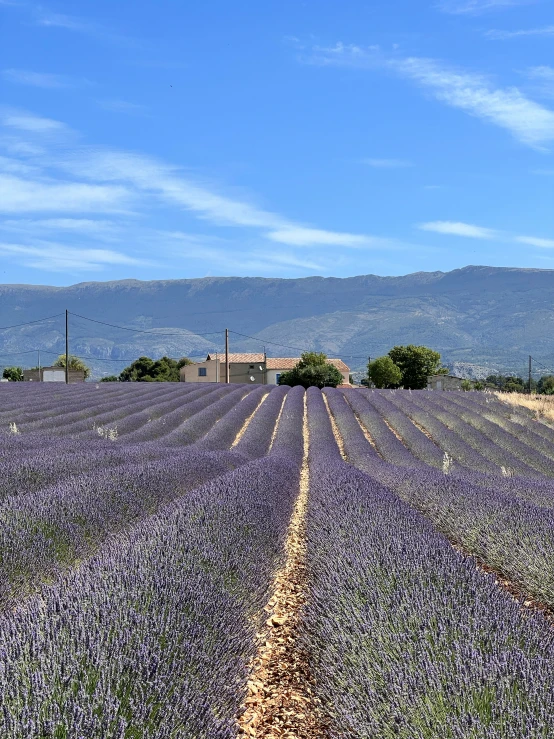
left=4, top=347, right=554, bottom=393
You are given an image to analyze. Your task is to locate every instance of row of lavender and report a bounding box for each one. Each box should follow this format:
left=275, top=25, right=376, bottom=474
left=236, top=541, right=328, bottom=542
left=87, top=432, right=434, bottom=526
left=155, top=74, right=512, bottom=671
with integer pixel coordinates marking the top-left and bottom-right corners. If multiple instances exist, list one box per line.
left=327, top=388, right=554, bottom=610
left=0, top=385, right=289, bottom=609
left=0, top=383, right=280, bottom=500
left=0, top=387, right=305, bottom=737
left=0, top=383, right=236, bottom=441
left=358, top=388, right=554, bottom=478
left=305, top=387, right=554, bottom=738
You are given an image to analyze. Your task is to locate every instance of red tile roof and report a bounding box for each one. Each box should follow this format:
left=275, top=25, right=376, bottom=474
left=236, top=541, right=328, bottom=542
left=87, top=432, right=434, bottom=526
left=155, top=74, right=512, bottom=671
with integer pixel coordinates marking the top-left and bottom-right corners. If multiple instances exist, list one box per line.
left=206, top=352, right=265, bottom=363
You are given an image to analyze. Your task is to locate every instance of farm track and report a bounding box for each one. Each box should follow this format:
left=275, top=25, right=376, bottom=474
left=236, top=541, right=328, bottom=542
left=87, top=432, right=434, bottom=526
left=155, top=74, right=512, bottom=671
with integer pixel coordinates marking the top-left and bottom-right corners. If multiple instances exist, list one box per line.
left=341, top=392, right=381, bottom=454
left=268, top=393, right=287, bottom=451
left=321, top=394, right=347, bottom=461
left=237, top=393, right=328, bottom=739
left=232, top=392, right=269, bottom=448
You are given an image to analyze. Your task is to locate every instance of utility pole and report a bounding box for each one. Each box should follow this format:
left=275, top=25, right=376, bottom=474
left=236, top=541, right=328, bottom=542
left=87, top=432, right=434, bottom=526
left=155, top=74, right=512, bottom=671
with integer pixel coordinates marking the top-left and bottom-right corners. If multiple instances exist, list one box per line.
left=37, top=349, right=41, bottom=381
left=65, top=309, right=69, bottom=384
left=529, top=355, right=532, bottom=395
left=225, top=328, right=229, bottom=384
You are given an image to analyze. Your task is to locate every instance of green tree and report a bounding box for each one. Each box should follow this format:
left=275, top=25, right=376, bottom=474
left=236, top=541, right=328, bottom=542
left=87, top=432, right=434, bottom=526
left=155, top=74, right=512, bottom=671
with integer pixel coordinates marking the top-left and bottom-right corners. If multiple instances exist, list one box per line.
left=461, top=379, right=472, bottom=391
left=537, top=375, right=554, bottom=395
left=2, top=366, right=24, bottom=381
left=504, top=378, right=525, bottom=393
left=368, top=356, right=402, bottom=389
left=100, top=375, right=119, bottom=382
left=119, top=356, right=191, bottom=382
left=387, top=345, right=446, bottom=390
left=278, top=352, right=343, bottom=389
left=54, top=354, right=91, bottom=379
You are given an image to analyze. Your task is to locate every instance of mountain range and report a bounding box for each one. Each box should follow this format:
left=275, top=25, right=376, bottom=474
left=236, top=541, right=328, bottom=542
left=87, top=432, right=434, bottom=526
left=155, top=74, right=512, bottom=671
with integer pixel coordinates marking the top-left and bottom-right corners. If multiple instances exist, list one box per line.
left=1, top=266, right=553, bottom=380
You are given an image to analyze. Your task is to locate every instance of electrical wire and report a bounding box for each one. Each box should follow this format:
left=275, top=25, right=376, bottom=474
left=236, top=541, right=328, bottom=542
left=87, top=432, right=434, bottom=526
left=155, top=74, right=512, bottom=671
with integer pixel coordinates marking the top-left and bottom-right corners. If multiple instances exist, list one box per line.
left=68, top=312, right=224, bottom=338
left=0, top=349, right=41, bottom=358
left=0, top=314, right=64, bottom=331
left=228, top=330, right=368, bottom=359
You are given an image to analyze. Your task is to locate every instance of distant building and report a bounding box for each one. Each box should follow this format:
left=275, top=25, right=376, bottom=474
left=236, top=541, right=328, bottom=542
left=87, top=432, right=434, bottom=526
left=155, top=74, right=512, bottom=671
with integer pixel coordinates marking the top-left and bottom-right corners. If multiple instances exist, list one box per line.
left=181, top=353, right=266, bottom=384
left=23, top=367, right=85, bottom=383
left=427, top=374, right=463, bottom=391
left=180, top=354, right=351, bottom=385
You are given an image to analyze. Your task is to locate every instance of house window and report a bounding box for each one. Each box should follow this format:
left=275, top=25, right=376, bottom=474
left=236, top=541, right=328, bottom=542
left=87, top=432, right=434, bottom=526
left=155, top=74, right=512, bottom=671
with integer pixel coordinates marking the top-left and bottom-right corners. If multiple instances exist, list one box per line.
left=198, top=367, right=207, bottom=377
left=249, top=365, right=254, bottom=369
left=275, top=373, right=281, bottom=384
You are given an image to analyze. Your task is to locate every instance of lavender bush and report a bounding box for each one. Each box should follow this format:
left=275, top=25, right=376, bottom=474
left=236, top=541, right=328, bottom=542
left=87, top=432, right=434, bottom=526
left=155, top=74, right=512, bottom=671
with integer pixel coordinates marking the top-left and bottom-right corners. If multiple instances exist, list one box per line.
left=0, top=454, right=301, bottom=738
left=305, top=387, right=554, bottom=738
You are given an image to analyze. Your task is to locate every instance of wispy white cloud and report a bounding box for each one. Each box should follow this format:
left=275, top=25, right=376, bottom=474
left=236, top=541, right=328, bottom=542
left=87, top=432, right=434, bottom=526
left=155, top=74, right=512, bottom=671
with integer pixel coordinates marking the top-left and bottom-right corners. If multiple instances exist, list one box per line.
left=59, top=150, right=379, bottom=247
left=418, top=221, right=500, bottom=238
left=362, top=158, right=413, bottom=168
left=396, top=57, right=554, bottom=149
left=160, top=239, right=329, bottom=275
left=266, top=227, right=384, bottom=248
left=0, top=107, right=404, bottom=278
left=486, top=25, right=554, bottom=39
left=418, top=222, right=554, bottom=249
left=2, top=69, right=77, bottom=88
left=437, top=0, right=536, bottom=14
left=516, top=235, right=554, bottom=248
left=36, top=12, right=94, bottom=32
left=0, top=174, right=133, bottom=214
left=0, top=155, right=41, bottom=176
left=528, top=66, right=554, bottom=81
left=0, top=241, right=151, bottom=272
left=306, top=45, right=554, bottom=149
left=0, top=110, right=67, bottom=134
left=0, top=217, right=121, bottom=241
left=34, top=9, right=148, bottom=50
left=526, top=65, right=554, bottom=97
left=0, top=137, right=45, bottom=157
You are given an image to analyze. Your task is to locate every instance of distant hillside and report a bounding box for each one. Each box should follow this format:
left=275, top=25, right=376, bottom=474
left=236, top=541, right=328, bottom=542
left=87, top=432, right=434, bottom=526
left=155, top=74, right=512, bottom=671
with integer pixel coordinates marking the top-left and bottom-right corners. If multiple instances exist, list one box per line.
left=1, top=266, right=553, bottom=379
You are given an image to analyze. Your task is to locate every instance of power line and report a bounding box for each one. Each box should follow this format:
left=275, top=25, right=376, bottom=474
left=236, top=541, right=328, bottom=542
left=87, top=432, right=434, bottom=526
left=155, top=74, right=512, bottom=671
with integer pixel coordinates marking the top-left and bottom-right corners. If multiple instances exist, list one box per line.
left=68, top=312, right=224, bottom=338
left=0, top=314, right=64, bottom=331
left=0, top=349, right=41, bottom=359
left=228, top=330, right=369, bottom=359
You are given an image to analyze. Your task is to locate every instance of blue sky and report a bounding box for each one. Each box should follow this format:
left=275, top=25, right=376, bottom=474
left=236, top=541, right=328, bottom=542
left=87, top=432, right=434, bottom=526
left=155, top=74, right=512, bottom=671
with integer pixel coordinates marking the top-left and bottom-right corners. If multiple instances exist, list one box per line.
left=0, top=0, right=553, bottom=285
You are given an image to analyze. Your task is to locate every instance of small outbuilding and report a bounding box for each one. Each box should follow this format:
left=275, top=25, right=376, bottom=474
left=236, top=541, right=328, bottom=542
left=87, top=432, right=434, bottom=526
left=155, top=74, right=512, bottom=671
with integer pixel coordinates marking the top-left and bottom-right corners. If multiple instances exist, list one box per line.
left=427, top=374, right=464, bottom=391
left=23, top=367, right=85, bottom=383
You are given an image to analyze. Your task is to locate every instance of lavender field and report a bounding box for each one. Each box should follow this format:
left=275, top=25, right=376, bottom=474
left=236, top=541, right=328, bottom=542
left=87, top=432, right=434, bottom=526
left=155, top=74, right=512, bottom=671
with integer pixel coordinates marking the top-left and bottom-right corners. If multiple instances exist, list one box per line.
left=1, top=382, right=554, bottom=738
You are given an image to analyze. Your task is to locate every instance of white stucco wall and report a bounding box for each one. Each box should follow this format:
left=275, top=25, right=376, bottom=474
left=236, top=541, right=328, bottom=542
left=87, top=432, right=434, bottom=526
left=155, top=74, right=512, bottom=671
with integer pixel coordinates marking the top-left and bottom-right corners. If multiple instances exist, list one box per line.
left=265, top=369, right=283, bottom=385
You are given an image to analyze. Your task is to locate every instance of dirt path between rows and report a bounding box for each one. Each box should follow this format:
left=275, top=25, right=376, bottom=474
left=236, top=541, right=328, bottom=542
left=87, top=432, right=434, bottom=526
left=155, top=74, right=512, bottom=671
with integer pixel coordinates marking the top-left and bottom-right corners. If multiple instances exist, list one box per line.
left=341, top=393, right=383, bottom=457
left=268, top=393, right=288, bottom=451
left=321, top=394, right=347, bottom=461
left=237, top=394, right=328, bottom=738
left=231, top=393, right=269, bottom=448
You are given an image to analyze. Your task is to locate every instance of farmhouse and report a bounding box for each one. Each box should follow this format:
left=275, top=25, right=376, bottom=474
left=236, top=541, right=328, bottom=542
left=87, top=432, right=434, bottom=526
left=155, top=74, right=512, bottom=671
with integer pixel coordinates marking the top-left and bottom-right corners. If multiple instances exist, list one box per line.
left=181, top=353, right=266, bottom=384
left=427, top=374, right=464, bottom=391
left=180, top=354, right=350, bottom=385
